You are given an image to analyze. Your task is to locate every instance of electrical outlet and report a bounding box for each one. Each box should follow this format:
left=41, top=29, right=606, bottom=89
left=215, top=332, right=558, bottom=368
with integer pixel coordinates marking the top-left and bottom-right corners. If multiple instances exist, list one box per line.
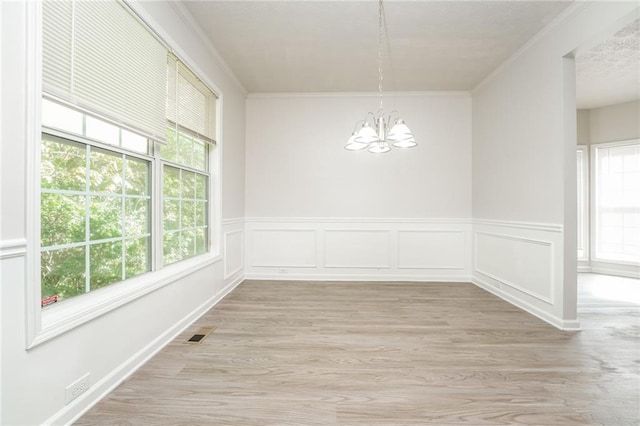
left=65, top=373, right=90, bottom=405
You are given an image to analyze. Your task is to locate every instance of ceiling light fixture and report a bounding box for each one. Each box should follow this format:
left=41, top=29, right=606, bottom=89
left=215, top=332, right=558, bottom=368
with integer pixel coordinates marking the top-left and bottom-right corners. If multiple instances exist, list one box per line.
left=345, top=0, right=417, bottom=154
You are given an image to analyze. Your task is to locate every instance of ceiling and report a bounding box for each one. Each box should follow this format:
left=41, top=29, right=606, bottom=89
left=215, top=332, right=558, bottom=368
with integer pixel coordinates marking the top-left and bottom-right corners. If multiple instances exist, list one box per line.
left=575, top=18, right=640, bottom=109
left=182, top=1, right=639, bottom=109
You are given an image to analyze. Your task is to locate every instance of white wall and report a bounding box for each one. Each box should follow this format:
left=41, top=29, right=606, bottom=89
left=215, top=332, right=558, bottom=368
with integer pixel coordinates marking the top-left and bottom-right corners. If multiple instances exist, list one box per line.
left=0, top=2, right=246, bottom=424
left=246, top=94, right=471, bottom=218
left=471, top=2, right=638, bottom=329
left=245, top=93, right=473, bottom=280
left=589, top=100, right=640, bottom=144
left=577, top=109, right=590, bottom=145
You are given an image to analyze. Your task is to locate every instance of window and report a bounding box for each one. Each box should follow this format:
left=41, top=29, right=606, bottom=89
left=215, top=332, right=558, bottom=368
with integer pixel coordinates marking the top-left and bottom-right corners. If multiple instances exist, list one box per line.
left=39, top=0, right=219, bottom=310
left=161, top=132, right=210, bottom=264
left=162, top=54, right=217, bottom=265
left=592, top=141, right=640, bottom=264
left=577, top=146, right=588, bottom=260
left=41, top=132, right=151, bottom=303
left=41, top=104, right=153, bottom=305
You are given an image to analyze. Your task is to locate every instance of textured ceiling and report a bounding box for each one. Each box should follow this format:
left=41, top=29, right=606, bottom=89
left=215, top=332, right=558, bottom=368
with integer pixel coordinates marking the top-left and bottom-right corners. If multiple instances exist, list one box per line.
left=183, top=0, right=573, bottom=93
left=576, top=18, right=640, bottom=109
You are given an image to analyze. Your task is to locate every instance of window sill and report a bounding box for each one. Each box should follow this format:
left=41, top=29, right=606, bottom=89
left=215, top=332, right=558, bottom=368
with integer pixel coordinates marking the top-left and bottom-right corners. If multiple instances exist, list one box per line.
left=28, top=253, right=222, bottom=349
left=591, top=257, right=640, bottom=267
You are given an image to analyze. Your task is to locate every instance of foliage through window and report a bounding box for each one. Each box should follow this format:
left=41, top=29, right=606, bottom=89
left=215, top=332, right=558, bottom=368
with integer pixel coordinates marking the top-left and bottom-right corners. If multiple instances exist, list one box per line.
left=41, top=131, right=151, bottom=303
left=161, top=130, right=209, bottom=265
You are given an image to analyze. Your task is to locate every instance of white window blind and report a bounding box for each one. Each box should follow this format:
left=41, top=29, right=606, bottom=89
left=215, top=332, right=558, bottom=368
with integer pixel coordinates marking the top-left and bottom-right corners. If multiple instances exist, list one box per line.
left=42, top=0, right=168, bottom=143
left=167, top=54, right=217, bottom=144
left=593, top=141, right=640, bottom=263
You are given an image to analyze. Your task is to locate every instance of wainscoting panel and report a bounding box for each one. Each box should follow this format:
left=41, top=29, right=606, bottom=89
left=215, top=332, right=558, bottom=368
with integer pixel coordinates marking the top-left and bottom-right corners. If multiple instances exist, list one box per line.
left=398, top=230, right=466, bottom=269
left=250, top=229, right=317, bottom=268
left=245, top=218, right=472, bottom=281
left=471, top=220, right=574, bottom=330
left=324, top=230, right=391, bottom=268
left=475, top=231, right=553, bottom=303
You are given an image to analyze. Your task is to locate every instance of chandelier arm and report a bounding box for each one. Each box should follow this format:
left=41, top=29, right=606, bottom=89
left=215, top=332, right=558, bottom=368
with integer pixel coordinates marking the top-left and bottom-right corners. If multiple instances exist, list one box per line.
left=366, top=111, right=377, bottom=125
left=387, top=109, right=400, bottom=124
left=351, top=119, right=366, bottom=134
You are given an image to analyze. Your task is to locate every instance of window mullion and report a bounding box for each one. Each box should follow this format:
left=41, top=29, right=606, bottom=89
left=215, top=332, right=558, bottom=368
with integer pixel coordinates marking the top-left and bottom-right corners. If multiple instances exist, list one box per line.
left=152, top=143, right=164, bottom=271
left=121, top=154, right=126, bottom=281
left=84, top=145, right=91, bottom=294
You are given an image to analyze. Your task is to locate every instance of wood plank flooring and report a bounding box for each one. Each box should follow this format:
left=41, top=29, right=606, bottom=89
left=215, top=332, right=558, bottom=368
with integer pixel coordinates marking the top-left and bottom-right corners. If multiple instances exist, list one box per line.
left=76, top=277, right=640, bottom=425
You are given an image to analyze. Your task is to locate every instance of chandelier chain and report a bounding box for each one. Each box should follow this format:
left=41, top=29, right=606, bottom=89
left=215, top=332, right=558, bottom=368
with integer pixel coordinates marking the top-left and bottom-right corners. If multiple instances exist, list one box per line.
left=378, top=0, right=384, bottom=111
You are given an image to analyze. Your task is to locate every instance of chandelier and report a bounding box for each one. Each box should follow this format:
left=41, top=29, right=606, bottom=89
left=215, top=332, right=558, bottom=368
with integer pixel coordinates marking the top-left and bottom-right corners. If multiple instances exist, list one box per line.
left=345, top=0, right=417, bottom=154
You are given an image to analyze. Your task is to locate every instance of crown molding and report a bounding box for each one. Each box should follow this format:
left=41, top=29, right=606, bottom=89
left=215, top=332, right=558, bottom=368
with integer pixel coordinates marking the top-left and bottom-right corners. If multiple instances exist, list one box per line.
left=247, top=91, right=471, bottom=99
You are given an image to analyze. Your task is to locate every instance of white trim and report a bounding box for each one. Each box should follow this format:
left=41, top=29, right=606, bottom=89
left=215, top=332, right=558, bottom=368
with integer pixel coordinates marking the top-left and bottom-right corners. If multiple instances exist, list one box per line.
left=473, top=219, right=563, bottom=232
left=223, top=229, right=244, bottom=279
left=245, top=273, right=471, bottom=283
left=246, top=217, right=473, bottom=225
left=590, top=262, right=640, bottom=279
left=46, top=272, right=244, bottom=426
left=472, top=276, right=580, bottom=331
left=0, top=239, right=27, bottom=259
left=25, top=0, right=43, bottom=353
left=247, top=91, right=470, bottom=99
left=222, top=217, right=245, bottom=226
left=472, top=1, right=586, bottom=93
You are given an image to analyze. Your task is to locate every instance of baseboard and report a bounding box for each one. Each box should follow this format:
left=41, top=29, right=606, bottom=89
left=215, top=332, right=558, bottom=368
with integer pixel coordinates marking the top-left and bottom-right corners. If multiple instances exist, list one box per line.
left=472, top=276, right=580, bottom=331
left=590, top=266, right=640, bottom=279
left=47, top=274, right=244, bottom=426
left=244, top=273, right=472, bottom=282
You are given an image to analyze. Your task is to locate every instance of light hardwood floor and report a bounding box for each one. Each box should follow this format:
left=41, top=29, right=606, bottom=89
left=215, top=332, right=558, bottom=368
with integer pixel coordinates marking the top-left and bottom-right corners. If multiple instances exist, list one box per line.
left=76, top=276, right=639, bottom=425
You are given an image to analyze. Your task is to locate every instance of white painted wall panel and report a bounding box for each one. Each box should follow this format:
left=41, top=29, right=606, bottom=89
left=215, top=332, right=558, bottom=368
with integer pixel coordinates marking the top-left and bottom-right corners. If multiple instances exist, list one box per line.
left=251, top=229, right=317, bottom=267
left=398, top=230, right=465, bottom=269
left=223, top=229, right=244, bottom=278
left=324, top=230, right=391, bottom=268
left=475, top=231, right=553, bottom=303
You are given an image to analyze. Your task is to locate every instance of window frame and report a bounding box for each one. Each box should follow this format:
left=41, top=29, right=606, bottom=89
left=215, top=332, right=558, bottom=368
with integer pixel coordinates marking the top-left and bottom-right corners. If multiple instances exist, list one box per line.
left=576, top=145, right=589, bottom=262
left=25, top=0, right=223, bottom=349
left=590, top=139, right=640, bottom=266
